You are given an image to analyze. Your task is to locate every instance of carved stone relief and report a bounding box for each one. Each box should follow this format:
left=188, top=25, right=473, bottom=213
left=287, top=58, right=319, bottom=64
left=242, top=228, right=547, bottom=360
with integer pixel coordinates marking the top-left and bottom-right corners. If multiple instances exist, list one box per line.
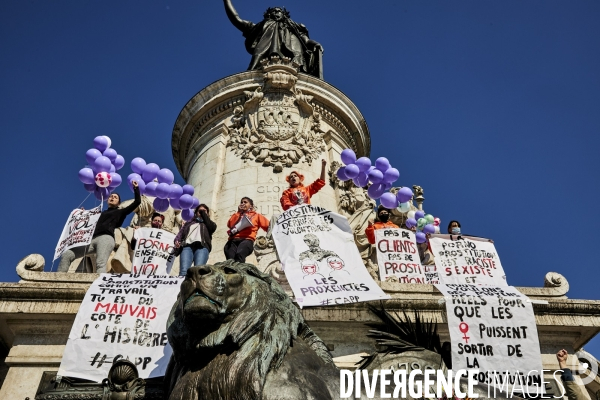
left=225, top=57, right=325, bottom=172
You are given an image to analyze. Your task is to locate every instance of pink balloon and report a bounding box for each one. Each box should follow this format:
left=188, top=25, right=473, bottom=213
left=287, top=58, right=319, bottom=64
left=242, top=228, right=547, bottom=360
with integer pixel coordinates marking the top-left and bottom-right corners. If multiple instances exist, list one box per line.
left=95, top=172, right=112, bottom=188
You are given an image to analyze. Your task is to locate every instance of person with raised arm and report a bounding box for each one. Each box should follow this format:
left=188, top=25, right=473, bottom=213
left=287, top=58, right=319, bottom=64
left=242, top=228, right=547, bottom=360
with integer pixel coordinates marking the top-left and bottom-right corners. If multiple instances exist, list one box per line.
left=280, top=159, right=327, bottom=211
left=58, top=181, right=141, bottom=273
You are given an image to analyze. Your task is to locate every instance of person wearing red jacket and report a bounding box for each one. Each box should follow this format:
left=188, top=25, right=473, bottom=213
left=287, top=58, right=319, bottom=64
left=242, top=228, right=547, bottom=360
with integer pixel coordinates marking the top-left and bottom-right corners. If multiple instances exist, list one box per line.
left=365, top=206, right=399, bottom=244
left=224, top=197, right=270, bottom=262
left=280, top=159, right=327, bottom=211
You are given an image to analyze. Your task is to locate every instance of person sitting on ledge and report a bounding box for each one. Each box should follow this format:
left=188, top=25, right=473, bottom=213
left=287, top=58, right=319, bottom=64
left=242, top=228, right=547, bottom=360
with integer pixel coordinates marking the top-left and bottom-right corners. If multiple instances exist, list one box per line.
left=280, top=159, right=327, bottom=211
left=58, top=180, right=141, bottom=273
left=225, top=197, right=269, bottom=263
left=366, top=205, right=399, bottom=244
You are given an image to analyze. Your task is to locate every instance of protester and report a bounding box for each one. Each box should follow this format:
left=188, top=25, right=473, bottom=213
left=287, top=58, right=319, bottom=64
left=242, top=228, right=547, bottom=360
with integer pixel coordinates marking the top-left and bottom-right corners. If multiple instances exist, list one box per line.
left=130, top=212, right=165, bottom=250
left=448, top=220, right=461, bottom=235
left=280, top=159, right=327, bottom=211
left=225, top=197, right=269, bottom=262
left=365, top=206, right=399, bottom=244
left=174, top=204, right=217, bottom=276
left=556, top=349, right=587, bottom=400
left=58, top=181, right=141, bottom=273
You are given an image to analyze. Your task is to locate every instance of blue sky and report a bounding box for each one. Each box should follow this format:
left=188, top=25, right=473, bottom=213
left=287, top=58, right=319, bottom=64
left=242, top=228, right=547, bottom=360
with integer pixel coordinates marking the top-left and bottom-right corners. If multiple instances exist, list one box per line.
left=1, top=1, right=599, bottom=352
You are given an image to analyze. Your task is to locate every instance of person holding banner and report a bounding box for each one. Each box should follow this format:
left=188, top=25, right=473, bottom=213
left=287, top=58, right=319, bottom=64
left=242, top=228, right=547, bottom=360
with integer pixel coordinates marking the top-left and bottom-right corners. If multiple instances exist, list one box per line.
left=130, top=212, right=165, bottom=250
left=57, top=181, right=141, bottom=273
left=174, top=204, right=217, bottom=276
left=280, top=159, right=327, bottom=210
left=224, top=197, right=269, bottom=262
left=365, top=206, right=399, bottom=244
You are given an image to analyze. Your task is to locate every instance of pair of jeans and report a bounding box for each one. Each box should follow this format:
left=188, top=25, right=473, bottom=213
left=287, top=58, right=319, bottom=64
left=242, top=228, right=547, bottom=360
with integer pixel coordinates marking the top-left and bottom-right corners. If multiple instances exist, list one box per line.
left=179, top=243, right=210, bottom=276
left=223, top=239, right=254, bottom=263
left=57, top=235, right=115, bottom=273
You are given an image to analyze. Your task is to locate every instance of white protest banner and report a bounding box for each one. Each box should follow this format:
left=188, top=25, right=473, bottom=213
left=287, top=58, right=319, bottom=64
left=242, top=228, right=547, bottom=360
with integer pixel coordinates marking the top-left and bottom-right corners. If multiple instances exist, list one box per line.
left=273, top=205, right=389, bottom=307
left=423, top=265, right=440, bottom=284
left=58, top=274, right=183, bottom=382
left=435, top=284, right=543, bottom=393
left=54, top=206, right=102, bottom=260
left=131, top=228, right=176, bottom=275
left=429, top=236, right=507, bottom=286
left=374, top=228, right=428, bottom=283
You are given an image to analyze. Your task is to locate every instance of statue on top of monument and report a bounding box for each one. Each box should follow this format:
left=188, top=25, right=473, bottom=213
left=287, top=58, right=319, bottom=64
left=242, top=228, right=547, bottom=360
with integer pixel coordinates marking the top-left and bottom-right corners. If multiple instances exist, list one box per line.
left=223, top=0, right=323, bottom=78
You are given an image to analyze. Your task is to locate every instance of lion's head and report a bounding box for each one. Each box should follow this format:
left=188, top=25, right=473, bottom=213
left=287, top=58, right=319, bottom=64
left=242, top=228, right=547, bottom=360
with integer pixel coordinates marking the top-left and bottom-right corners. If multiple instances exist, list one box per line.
left=165, top=260, right=332, bottom=400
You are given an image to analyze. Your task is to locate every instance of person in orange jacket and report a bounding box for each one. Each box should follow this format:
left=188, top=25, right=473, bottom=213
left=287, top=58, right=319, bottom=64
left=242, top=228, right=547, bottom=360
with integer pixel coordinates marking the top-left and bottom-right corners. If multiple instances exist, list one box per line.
left=365, top=205, right=399, bottom=244
left=224, top=197, right=270, bottom=262
left=280, top=159, right=327, bottom=211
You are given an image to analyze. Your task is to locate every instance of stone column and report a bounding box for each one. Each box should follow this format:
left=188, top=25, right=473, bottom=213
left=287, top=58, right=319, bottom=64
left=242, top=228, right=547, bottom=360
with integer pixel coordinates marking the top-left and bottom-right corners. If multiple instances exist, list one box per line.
left=172, top=57, right=370, bottom=266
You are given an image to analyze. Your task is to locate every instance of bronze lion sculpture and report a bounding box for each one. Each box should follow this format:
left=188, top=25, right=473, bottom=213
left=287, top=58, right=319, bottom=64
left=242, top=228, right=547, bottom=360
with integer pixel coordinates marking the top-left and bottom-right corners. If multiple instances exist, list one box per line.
left=165, top=260, right=340, bottom=400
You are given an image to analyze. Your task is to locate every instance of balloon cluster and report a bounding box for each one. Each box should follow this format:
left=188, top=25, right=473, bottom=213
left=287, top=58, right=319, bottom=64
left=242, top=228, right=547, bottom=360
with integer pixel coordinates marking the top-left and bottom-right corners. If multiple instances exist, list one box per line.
left=78, top=136, right=125, bottom=201
left=127, top=158, right=199, bottom=221
left=405, top=211, right=439, bottom=243
left=336, top=149, right=400, bottom=200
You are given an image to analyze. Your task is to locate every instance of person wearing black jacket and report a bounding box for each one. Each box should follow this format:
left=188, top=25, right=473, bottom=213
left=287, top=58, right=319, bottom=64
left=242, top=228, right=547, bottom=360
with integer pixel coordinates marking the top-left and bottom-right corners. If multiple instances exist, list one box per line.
left=174, top=204, right=217, bottom=276
left=58, top=181, right=141, bottom=273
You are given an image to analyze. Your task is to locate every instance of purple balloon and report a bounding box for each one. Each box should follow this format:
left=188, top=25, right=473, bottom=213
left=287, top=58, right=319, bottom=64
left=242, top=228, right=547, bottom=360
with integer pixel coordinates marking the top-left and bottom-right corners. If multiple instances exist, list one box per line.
left=353, top=171, right=369, bottom=187
left=383, top=182, right=392, bottom=190
left=94, top=186, right=110, bottom=201
left=168, top=184, right=183, bottom=199
left=114, top=155, right=125, bottom=170
left=179, top=194, right=194, bottom=209
left=182, top=184, right=195, bottom=196
left=380, top=192, right=398, bottom=209
left=127, top=173, right=142, bottom=183
left=336, top=167, right=349, bottom=181
left=131, top=157, right=146, bottom=175
left=181, top=208, right=194, bottom=222
left=157, top=168, right=174, bottom=184
left=367, top=183, right=386, bottom=199
left=368, top=169, right=384, bottom=184
left=127, top=173, right=144, bottom=193
left=94, top=156, right=112, bottom=173
left=405, top=218, right=417, bottom=228
left=108, top=173, right=122, bottom=188
left=153, top=197, right=169, bottom=212
left=93, top=136, right=110, bottom=152
left=355, top=157, right=371, bottom=172
left=78, top=168, right=95, bottom=184
left=416, top=232, right=427, bottom=244
left=345, top=164, right=360, bottom=179
left=423, top=224, right=436, bottom=234
left=383, top=168, right=400, bottom=183
left=169, top=197, right=181, bottom=210
left=155, top=182, right=171, bottom=199
left=191, top=196, right=200, bottom=209
left=109, top=164, right=116, bottom=173
left=85, top=148, right=102, bottom=164
left=103, top=148, right=117, bottom=163
left=375, top=157, right=390, bottom=172
left=396, top=187, right=413, bottom=203
left=341, top=149, right=357, bottom=165
left=415, top=210, right=425, bottom=220
left=144, top=181, right=158, bottom=197
left=142, top=163, right=160, bottom=183
left=83, top=183, right=96, bottom=193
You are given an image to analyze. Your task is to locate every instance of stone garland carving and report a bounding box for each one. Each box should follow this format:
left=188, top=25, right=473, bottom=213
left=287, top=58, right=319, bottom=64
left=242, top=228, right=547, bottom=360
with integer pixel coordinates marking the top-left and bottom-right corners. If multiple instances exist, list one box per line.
left=225, top=57, right=326, bottom=172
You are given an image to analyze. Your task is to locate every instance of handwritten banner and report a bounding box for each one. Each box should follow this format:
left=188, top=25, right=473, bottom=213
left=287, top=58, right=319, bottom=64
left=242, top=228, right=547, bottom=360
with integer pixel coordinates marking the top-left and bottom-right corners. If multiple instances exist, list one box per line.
left=54, top=206, right=102, bottom=261
left=429, top=236, right=507, bottom=286
left=435, top=284, right=543, bottom=391
left=131, top=228, right=176, bottom=275
left=374, top=228, right=429, bottom=284
left=272, top=205, right=389, bottom=307
left=58, top=274, right=183, bottom=382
